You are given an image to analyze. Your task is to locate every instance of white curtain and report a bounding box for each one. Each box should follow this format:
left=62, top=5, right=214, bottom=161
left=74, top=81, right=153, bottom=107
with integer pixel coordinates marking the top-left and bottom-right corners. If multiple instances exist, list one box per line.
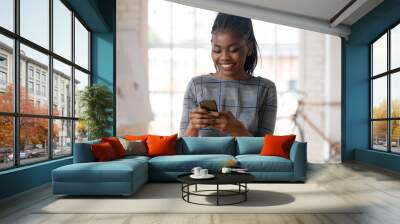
left=116, top=27, right=153, bottom=135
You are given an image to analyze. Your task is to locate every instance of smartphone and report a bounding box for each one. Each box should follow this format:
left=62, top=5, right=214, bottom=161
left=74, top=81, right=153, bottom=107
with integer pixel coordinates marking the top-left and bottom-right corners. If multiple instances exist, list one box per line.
left=199, top=100, right=218, bottom=112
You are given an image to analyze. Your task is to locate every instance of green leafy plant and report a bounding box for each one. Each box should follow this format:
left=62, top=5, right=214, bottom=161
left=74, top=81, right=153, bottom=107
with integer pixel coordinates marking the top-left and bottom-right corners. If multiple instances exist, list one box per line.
left=79, top=84, right=113, bottom=140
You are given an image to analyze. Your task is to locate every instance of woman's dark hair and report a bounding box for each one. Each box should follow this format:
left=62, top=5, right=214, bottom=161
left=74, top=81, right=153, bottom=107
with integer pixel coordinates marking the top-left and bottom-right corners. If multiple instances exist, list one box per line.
left=211, top=13, right=259, bottom=75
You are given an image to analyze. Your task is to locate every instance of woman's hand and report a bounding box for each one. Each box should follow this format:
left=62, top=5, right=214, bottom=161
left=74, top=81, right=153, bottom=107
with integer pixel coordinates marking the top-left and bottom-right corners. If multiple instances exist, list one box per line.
left=185, top=107, right=219, bottom=136
left=212, top=111, right=251, bottom=136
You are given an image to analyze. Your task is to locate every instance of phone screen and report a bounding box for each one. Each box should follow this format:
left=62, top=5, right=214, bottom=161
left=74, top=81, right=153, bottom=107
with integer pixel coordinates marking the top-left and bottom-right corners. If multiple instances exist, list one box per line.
left=199, top=100, right=218, bottom=112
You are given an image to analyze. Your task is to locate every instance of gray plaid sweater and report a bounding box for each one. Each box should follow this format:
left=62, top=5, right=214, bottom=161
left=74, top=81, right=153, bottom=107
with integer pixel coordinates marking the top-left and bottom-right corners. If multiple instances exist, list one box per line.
left=179, top=74, right=277, bottom=137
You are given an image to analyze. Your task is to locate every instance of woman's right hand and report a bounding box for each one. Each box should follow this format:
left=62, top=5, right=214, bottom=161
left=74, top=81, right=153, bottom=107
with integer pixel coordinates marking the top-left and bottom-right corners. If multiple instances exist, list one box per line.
left=185, top=107, right=219, bottom=136
left=189, top=107, right=219, bottom=129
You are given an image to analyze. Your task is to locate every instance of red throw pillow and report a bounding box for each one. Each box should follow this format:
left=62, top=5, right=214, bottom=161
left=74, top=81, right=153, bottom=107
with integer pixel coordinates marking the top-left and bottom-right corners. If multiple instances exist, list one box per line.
left=260, top=134, right=296, bottom=159
left=101, top=137, right=127, bottom=158
left=91, top=142, right=117, bottom=161
left=146, top=134, right=178, bottom=157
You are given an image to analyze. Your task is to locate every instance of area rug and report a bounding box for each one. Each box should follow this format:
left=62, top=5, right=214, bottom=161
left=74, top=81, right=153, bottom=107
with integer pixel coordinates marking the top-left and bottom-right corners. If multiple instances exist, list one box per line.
left=37, top=183, right=361, bottom=214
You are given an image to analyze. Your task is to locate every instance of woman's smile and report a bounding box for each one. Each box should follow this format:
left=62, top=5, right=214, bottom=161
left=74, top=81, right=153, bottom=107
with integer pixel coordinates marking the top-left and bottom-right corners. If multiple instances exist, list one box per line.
left=211, top=31, right=250, bottom=79
left=219, top=63, right=235, bottom=70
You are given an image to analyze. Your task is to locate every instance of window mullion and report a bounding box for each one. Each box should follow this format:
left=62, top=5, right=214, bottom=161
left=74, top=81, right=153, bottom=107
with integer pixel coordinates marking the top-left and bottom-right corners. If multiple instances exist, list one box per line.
left=388, top=30, right=391, bottom=152
left=370, top=45, right=373, bottom=149
left=49, top=0, right=54, bottom=160
left=71, top=10, right=76, bottom=153
left=13, top=0, right=20, bottom=167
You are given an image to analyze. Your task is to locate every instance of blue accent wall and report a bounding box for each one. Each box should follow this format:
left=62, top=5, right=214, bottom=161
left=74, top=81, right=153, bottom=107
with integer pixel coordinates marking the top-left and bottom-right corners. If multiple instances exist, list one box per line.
left=91, top=32, right=115, bottom=135
left=91, top=0, right=116, bottom=135
left=343, top=43, right=370, bottom=160
left=0, top=0, right=116, bottom=200
left=343, top=0, right=400, bottom=171
left=0, top=158, right=72, bottom=199
left=92, top=33, right=114, bottom=90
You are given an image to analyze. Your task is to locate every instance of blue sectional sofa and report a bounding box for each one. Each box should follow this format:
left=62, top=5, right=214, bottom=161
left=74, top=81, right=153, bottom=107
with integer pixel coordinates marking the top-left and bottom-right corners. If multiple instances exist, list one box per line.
left=52, top=137, right=307, bottom=196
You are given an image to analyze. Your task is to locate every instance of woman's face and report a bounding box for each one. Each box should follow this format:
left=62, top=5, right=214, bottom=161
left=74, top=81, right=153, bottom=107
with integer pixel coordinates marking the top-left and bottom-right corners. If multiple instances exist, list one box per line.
left=211, top=31, right=251, bottom=78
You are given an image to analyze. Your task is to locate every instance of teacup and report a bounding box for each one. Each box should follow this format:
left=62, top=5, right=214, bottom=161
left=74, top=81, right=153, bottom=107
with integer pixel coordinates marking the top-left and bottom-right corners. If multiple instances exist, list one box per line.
left=199, top=168, right=208, bottom=176
left=191, top=167, right=202, bottom=176
left=221, top=167, right=232, bottom=174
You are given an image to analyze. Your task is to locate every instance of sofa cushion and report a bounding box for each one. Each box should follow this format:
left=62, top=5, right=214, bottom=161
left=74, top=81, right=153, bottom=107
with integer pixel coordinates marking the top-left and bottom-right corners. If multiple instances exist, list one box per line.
left=119, top=138, right=147, bottom=156
left=147, top=134, right=178, bottom=157
left=124, top=135, right=148, bottom=141
left=53, top=158, right=148, bottom=183
left=236, top=155, right=293, bottom=172
left=236, top=137, right=263, bottom=155
left=101, top=137, right=127, bottom=158
left=73, top=139, right=101, bottom=163
left=91, top=142, right=118, bottom=161
left=148, top=154, right=235, bottom=172
left=115, top=155, right=150, bottom=163
left=178, top=137, right=235, bottom=155
left=260, top=134, right=296, bottom=159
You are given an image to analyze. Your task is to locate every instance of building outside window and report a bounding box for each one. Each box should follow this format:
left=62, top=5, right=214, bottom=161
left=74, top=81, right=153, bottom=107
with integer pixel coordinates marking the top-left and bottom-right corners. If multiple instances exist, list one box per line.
left=54, top=89, right=58, bottom=104
left=35, top=70, right=40, bottom=81
left=0, top=57, right=5, bottom=65
left=0, top=54, right=7, bottom=89
left=0, top=54, right=6, bottom=67
left=28, top=81, right=34, bottom=94
left=35, top=83, right=40, bottom=95
left=28, top=66, right=34, bottom=80
left=0, top=71, right=6, bottom=84
left=0, top=0, right=91, bottom=170
left=41, top=85, right=46, bottom=97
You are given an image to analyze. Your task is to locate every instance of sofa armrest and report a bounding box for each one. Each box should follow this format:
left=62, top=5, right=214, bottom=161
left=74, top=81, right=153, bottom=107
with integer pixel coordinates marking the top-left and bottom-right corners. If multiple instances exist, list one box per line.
left=289, top=141, right=307, bottom=181
left=73, top=141, right=99, bottom=163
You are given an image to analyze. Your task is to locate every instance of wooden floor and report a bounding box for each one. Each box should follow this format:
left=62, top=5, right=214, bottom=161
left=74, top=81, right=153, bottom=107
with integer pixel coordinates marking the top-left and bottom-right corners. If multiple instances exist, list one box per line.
left=1, top=162, right=400, bottom=224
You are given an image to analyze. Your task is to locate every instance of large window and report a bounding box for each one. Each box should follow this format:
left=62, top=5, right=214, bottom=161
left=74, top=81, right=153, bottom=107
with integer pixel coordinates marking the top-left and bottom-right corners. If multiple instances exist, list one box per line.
left=0, top=0, right=91, bottom=171
left=371, top=23, right=400, bottom=153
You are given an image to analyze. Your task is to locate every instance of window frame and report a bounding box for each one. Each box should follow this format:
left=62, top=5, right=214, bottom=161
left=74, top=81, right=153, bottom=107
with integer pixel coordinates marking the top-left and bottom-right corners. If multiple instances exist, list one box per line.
left=0, top=0, right=92, bottom=171
left=370, top=20, right=400, bottom=154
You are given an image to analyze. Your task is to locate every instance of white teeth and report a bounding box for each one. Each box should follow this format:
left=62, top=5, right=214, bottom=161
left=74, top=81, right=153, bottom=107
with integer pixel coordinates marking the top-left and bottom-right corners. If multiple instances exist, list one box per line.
left=221, top=64, right=233, bottom=68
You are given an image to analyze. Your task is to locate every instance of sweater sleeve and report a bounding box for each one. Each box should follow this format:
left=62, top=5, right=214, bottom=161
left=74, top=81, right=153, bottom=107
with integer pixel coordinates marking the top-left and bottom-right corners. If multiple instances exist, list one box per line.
left=179, top=79, right=198, bottom=137
left=257, top=82, right=277, bottom=136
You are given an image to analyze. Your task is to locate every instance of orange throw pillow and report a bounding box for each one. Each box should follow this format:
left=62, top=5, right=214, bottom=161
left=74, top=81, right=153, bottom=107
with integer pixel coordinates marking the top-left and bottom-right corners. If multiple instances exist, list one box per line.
left=91, top=142, right=117, bottom=161
left=260, top=134, right=296, bottom=159
left=146, top=134, right=178, bottom=157
left=101, top=137, right=127, bottom=158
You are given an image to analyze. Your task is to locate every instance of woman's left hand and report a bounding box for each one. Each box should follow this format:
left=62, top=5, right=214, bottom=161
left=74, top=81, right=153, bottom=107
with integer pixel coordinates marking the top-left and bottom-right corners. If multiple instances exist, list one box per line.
left=212, top=111, right=251, bottom=136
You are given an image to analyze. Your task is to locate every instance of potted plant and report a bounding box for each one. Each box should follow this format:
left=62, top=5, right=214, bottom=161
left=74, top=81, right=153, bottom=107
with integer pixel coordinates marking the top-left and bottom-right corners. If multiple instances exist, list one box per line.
left=79, top=84, right=113, bottom=140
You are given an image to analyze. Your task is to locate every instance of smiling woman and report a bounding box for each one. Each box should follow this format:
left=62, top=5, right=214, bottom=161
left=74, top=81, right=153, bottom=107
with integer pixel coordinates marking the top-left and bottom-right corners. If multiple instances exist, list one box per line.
left=117, top=0, right=341, bottom=162
left=179, top=13, right=277, bottom=137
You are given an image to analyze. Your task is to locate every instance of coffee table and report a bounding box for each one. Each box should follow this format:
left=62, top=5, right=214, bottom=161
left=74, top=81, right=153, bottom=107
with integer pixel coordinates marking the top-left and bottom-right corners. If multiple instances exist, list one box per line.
left=177, top=172, right=255, bottom=206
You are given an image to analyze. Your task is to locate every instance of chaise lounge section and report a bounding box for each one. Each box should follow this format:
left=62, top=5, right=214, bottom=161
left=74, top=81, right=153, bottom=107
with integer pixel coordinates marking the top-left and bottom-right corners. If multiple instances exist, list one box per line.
left=52, top=140, right=149, bottom=196
left=52, top=137, right=307, bottom=196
